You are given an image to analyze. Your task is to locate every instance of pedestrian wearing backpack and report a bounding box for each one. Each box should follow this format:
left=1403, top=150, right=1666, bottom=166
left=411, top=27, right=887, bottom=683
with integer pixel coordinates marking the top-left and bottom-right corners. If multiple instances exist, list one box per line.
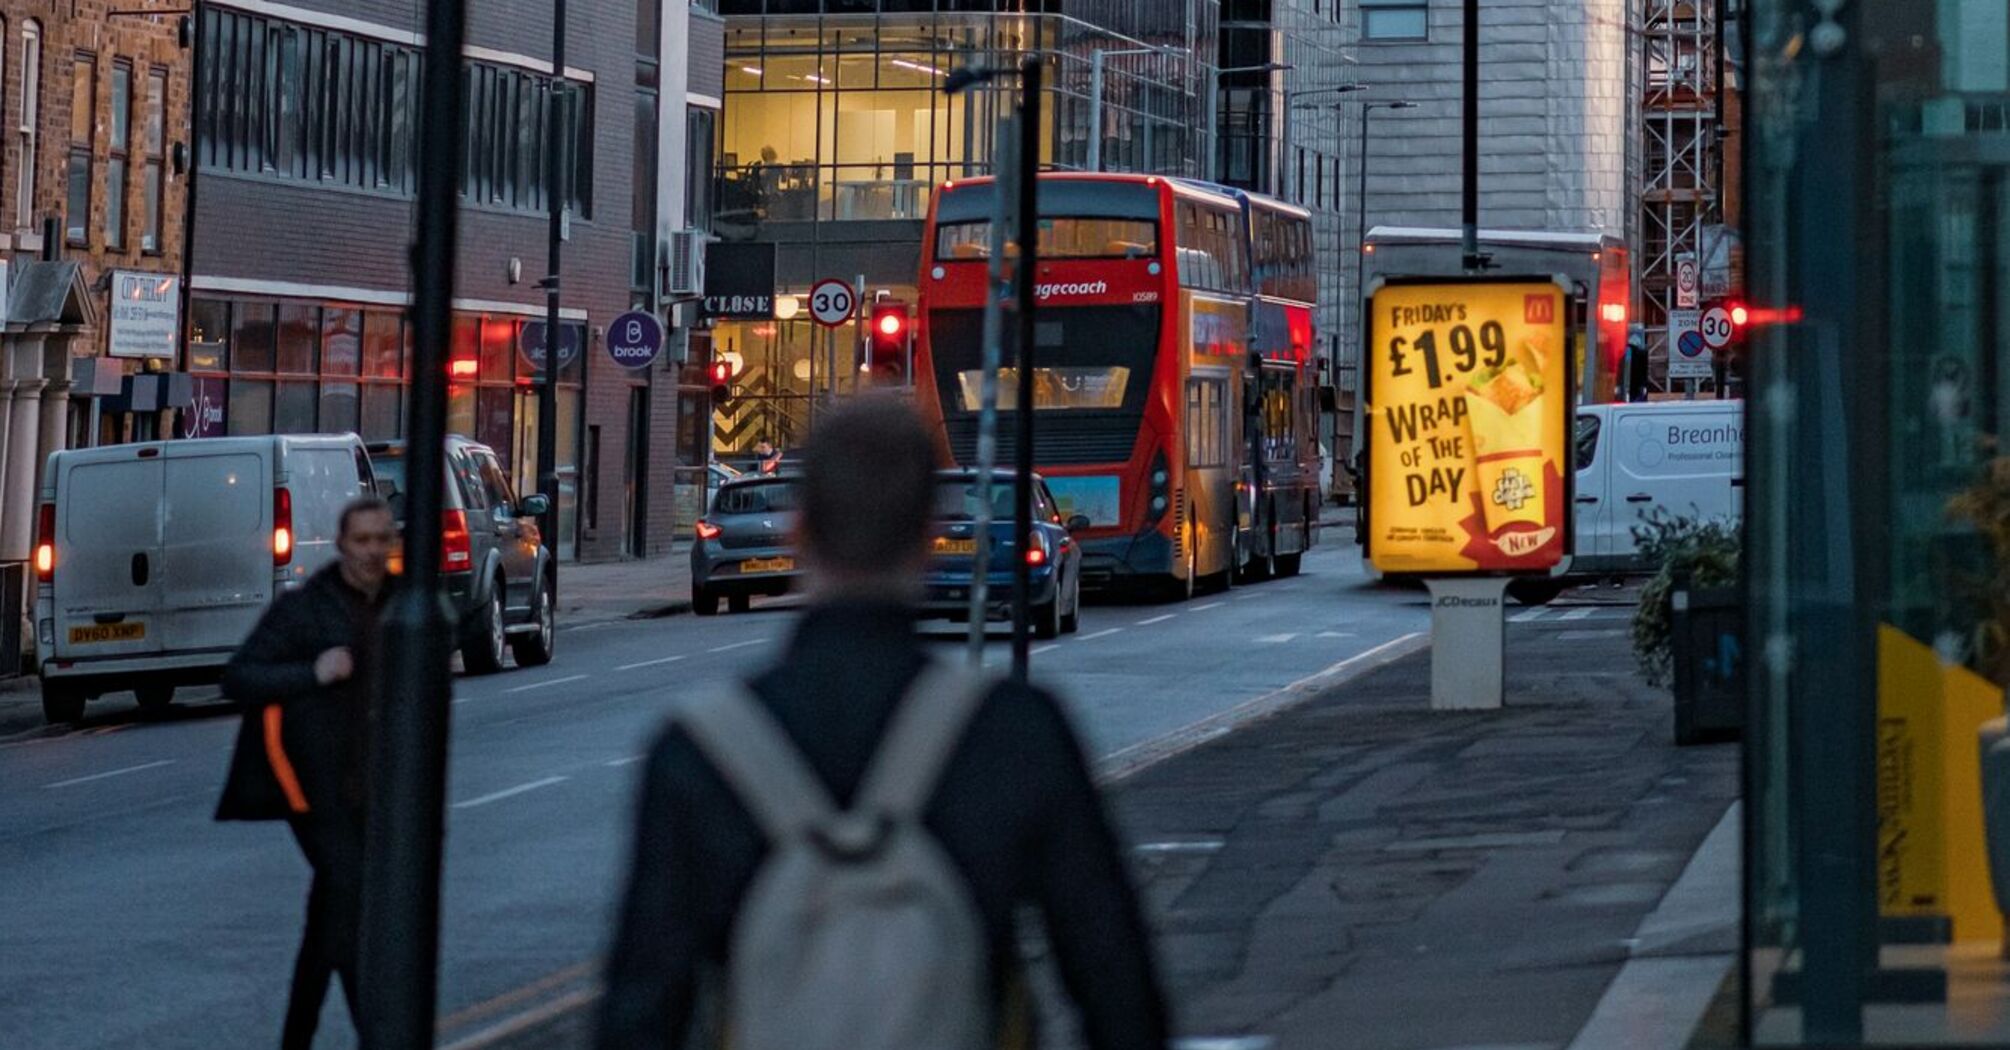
left=598, top=397, right=1167, bottom=1050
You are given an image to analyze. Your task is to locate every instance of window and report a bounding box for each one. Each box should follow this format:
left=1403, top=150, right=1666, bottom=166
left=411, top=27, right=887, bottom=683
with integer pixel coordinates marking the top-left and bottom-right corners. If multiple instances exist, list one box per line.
left=1186, top=378, right=1228, bottom=467
left=105, top=60, right=131, bottom=249
left=457, top=65, right=592, bottom=214
left=686, top=107, right=714, bottom=232
left=1574, top=413, right=1601, bottom=471
left=142, top=68, right=165, bottom=251
left=66, top=52, right=94, bottom=246
left=1361, top=0, right=1429, bottom=40
left=632, top=86, right=657, bottom=291
left=935, top=217, right=1158, bottom=261
left=16, top=21, right=39, bottom=230
left=197, top=10, right=423, bottom=194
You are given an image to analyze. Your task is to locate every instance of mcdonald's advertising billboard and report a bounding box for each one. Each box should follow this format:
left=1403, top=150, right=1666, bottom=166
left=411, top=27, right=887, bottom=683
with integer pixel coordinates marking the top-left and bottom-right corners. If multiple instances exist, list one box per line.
left=1364, top=276, right=1572, bottom=575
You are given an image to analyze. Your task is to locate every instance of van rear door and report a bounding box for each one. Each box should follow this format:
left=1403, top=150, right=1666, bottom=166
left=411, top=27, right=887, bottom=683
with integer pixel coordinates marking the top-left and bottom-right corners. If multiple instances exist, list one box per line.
left=159, top=444, right=274, bottom=654
left=52, top=452, right=165, bottom=660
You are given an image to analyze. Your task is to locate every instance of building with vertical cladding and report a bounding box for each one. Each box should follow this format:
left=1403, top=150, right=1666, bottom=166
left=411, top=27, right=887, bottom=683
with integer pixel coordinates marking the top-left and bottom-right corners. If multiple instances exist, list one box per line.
left=181, top=0, right=682, bottom=562
left=0, top=1, right=191, bottom=643
left=1334, top=0, right=1634, bottom=409
left=704, top=0, right=1220, bottom=457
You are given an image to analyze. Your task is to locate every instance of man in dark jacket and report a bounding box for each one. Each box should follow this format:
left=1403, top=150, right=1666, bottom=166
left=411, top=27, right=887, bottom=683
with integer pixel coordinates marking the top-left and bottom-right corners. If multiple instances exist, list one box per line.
left=218, top=496, right=394, bottom=1050
left=598, top=398, right=1168, bottom=1049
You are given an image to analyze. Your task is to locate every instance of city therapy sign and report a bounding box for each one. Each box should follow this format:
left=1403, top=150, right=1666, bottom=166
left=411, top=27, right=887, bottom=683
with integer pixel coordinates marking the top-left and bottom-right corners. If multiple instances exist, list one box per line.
left=1366, top=277, right=1571, bottom=574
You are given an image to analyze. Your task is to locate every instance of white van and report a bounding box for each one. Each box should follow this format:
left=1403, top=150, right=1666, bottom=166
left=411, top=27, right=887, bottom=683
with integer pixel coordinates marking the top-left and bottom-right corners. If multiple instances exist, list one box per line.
left=1571, top=401, right=1743, bottom=575
left=33, top=434, right=375, bottom=723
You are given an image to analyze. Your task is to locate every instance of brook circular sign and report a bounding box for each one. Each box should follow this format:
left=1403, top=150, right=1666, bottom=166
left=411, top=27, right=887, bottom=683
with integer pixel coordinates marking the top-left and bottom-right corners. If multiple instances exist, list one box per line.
left=606, top=310, right=664, bottom=369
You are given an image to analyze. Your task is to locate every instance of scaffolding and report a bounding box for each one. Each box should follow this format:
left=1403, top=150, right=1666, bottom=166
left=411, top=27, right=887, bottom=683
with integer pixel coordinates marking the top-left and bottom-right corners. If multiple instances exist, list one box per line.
left=1638, top=0, right=1726, bottom=389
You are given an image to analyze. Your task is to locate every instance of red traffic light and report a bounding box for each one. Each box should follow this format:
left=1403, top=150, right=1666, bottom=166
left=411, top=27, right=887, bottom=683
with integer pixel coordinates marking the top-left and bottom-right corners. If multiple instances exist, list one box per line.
left=709, top=358, right=731, bottom=385
left=1728, top=303, right=1750, bottom=327
left=867, top=301, right=911, bottom=384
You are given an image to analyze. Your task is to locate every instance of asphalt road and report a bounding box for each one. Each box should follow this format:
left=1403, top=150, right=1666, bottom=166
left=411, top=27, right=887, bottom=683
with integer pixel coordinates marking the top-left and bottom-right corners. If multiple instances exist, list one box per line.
left=0, top=541, right=1432, bottom=1050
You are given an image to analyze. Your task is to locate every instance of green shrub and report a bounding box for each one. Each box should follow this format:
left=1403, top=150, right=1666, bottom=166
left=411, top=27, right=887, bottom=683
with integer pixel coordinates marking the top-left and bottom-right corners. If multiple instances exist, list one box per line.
left=1631, top=508, right=1741, bottom=687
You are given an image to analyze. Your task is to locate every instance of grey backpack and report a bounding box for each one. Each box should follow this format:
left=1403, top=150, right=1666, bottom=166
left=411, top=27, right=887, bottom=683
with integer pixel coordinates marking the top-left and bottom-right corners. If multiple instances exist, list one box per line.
left=676, top=664, right=997, bottom=1050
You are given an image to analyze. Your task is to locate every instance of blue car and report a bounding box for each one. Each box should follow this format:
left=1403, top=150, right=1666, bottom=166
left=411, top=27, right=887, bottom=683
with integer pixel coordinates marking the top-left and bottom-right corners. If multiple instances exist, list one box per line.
left=923, top=470, right=1084, bottom=638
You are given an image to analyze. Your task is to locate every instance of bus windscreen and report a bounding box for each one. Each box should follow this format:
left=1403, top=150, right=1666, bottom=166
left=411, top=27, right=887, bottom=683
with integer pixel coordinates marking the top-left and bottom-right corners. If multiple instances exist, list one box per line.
left=927, top=305, right=1160, bottom=414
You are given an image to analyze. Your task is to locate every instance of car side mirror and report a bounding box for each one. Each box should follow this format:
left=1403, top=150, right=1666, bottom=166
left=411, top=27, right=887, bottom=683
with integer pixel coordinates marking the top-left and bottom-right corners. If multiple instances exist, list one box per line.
left=518, top=493, right=552, bottom=517
left=1065, top=514, right=1092, bottom=532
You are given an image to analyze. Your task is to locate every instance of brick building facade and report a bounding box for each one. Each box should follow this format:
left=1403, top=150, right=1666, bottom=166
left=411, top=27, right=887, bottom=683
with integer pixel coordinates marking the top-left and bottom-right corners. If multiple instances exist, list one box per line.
left=184, top=0, right=680, bottom=563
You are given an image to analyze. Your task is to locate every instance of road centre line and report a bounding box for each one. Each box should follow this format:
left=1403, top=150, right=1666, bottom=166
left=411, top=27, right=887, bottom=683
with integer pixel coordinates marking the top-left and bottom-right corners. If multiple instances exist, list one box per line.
left=43, top=759, right=173, bottom=789
left=452, top=776, right=570, bottom=810
left=1032, top=644, right=1062, bottom=655
left=1190, top=602, right=1225, bottom=611
left=604, top=755, right=644, bottom=767
left=707, top=639, right=767, bottom=654
left=1076, top=628, right=1123, bottom=642
left=504, top=674, right=590, bottom=694
left=1560, top=608, right=1595, bottom=621
left=1137, top=614, right=1176, bottom=626
left=616, top=654, right=688, bottom=671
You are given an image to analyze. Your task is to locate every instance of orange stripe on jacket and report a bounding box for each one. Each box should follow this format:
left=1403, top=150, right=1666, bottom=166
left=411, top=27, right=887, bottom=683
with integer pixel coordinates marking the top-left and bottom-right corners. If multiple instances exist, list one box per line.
left=263, top=706, right=311, bottom=815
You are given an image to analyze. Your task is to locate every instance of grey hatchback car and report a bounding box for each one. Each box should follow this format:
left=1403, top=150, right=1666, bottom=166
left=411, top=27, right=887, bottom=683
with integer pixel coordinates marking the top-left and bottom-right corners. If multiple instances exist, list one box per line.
left=690, top=474, right=802, bottom=615
left=367, top=436, right=557, bottom=672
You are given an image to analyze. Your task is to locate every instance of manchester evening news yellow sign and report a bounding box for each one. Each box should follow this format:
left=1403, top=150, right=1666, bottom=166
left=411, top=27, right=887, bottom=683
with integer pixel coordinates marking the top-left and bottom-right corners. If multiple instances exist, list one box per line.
left=1366, top=278, right=1571, bottom=574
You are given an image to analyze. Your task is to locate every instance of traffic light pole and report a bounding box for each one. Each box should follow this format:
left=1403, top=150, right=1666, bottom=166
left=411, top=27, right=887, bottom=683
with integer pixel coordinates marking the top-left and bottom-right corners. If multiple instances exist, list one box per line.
left=1009, top=57, right=1041, bottom=683
left=358, top=0, right=463, bottom=1040
left=537, top=0, right=565, bottom=565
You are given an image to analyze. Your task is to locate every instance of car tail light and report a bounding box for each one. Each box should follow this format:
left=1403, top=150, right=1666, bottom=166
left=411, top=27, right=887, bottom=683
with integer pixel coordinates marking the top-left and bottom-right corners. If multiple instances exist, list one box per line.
left=443, top=509, right=473, bottom=570
left=1025, top=536, right=1048, bottom=567
left=273, top=488, right=294, bottom=566
left=34, top=503, right=55, bottom=582
left=695, top=519, right=723, bottom=541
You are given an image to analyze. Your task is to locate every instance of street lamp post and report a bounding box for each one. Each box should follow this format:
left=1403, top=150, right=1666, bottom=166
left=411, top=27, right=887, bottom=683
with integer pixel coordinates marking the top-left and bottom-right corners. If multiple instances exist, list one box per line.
left=1281, top=84, right=1367, bottom=200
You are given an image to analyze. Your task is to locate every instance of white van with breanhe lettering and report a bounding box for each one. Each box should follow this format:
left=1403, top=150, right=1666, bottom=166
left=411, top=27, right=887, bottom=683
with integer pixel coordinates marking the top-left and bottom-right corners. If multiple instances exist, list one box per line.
left=1571, top=400, right=1742, bottom=575
left=33, top=434, right=375, bottom=724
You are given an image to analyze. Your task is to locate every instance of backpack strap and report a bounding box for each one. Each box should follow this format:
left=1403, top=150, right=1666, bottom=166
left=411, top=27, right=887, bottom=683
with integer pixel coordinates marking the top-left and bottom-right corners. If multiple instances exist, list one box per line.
left=857, top=663, right=999, bottom=818
left=674, top=686, right=836, bottom=842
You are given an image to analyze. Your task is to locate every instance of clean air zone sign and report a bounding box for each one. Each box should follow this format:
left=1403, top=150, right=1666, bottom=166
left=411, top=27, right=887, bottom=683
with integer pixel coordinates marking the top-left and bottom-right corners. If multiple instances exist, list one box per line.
left=1366, top=277, right=1571, bottom=575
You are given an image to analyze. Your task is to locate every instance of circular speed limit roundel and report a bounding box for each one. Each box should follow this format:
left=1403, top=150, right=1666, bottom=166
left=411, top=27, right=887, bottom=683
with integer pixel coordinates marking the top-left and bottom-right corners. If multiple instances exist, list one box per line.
left=1699, top=306, right=1734, bottom=349
left=808, top=279, right=857, bottom=328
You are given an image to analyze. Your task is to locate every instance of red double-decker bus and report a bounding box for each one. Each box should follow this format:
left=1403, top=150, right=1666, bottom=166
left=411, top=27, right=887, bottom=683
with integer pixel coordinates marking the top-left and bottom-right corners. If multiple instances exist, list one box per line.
left=913, top=172, right=1321, bottom=597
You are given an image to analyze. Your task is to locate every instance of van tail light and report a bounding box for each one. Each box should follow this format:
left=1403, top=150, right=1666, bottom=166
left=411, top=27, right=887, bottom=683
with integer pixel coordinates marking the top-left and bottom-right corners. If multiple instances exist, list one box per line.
left=695, top=520, right=723, bottom=541
left=443, top=509, right=473, bottom=570
left=34, top=503, right=55, bottom=582
left=1025, top=535, right=1048, bottom=567
left=272, top=488, right=294, bottom=566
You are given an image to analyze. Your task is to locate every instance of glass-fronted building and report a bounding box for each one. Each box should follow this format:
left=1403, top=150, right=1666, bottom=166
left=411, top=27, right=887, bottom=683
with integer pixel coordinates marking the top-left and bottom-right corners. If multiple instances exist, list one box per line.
left=1744, top=0, right=2010, bottom=1041
left=706, top=0, right=1219, bottom=456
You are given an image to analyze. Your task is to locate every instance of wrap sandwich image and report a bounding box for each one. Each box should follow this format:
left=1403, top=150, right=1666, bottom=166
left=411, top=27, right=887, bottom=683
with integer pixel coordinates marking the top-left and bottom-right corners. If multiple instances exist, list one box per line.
left=1463, top=333, right=1555, bottom=546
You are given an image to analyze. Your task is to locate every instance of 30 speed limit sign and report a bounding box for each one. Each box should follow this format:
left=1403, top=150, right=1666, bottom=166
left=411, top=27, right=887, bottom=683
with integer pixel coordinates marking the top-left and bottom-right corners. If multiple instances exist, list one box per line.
left=1699, top=305, right=1734, bottom=349
left=808, top=279, right=857, bottom=328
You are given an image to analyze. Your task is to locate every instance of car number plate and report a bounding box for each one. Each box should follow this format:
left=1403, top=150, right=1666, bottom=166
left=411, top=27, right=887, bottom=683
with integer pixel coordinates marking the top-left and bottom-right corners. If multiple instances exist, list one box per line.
left=69, top=622, right=145, bottom=644
left=933, top=538, right=977, bottom=555
left=739, top=557, right=795, bottom=574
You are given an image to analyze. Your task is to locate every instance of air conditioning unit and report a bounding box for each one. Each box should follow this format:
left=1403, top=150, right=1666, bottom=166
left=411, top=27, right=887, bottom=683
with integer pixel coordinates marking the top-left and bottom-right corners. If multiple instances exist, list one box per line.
left=664, top=229, right=706, bottom=299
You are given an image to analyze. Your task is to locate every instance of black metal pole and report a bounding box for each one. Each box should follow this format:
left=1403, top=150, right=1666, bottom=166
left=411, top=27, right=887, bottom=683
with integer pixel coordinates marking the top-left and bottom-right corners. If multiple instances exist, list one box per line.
left=358, top=0, right=463, bottom=1040
left=1460, top=0, right=1480, bottom=271
left=538, top=0, right=564, bottom=552
left=178, top=2, right=204, bottom=380
left=1010, top=57, right=1041, bottom=682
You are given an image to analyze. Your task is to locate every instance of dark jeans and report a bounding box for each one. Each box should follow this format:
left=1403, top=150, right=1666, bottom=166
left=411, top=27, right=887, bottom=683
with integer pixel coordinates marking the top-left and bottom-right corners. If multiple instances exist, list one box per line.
left=284, top=815, right=365, bottom=1050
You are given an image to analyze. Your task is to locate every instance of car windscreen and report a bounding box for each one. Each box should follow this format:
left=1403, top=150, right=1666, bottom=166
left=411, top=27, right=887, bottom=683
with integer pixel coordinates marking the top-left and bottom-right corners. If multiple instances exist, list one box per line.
left=928, top=305, right=1159, bottom=414
left=933, top=479, right=1020, bottom=520
left=712, top=481, right=800, bottom=515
